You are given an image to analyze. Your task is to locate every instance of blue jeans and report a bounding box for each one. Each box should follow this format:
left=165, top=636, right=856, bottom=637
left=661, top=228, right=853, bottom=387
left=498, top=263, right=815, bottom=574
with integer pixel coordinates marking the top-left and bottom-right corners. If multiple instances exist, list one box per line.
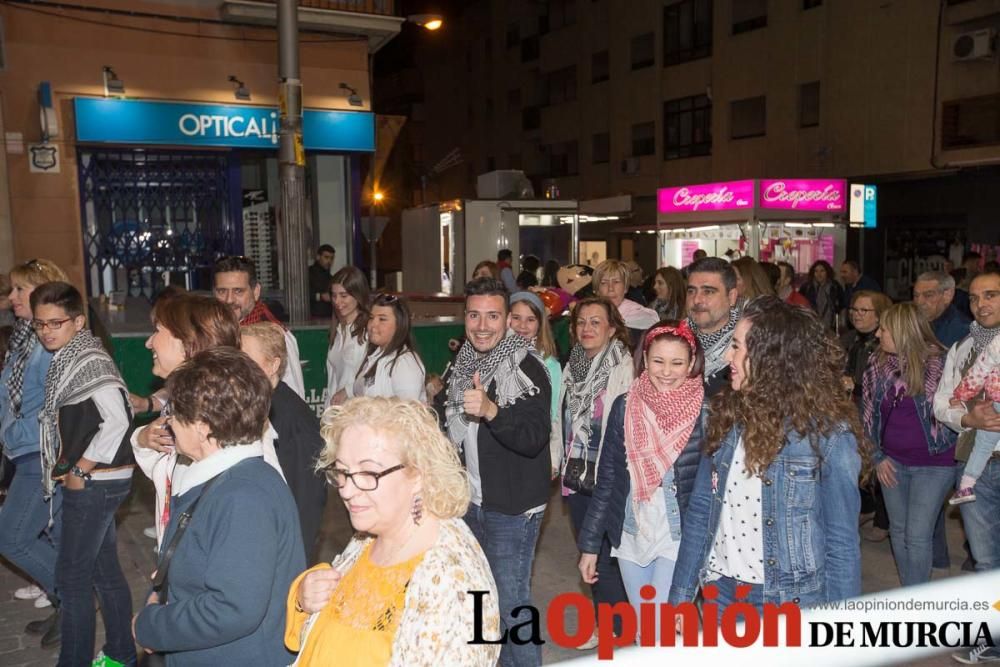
left=464, top=504, right=544, bottom=667
left=960, top=457, right=1000, bottom=572
left=0, top=454, right=61, bottom=598
left=881, top=459, right=957, bottom=586
left=963, top=403, right=1000, bottom=483
left=710, top=575, right=764, bottom=609
left=57, top=478, right=135, bottom=667
left=618, top=557, right=675, bottom=644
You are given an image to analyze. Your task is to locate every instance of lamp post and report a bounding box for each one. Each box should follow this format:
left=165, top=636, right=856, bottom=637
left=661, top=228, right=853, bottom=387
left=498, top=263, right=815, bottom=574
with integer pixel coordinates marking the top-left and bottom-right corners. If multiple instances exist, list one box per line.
left=277, top=0, right=308, bottom=321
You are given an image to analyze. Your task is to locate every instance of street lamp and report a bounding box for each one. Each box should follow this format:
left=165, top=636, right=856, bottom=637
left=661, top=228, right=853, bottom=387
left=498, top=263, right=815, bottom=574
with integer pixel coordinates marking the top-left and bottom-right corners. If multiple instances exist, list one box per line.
left=407, top=14, right=443, bottom=30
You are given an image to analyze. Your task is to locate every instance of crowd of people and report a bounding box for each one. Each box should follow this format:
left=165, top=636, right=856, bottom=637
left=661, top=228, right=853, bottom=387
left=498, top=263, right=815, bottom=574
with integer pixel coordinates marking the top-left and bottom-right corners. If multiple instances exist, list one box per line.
left=0, top=246, right=999, bottom=666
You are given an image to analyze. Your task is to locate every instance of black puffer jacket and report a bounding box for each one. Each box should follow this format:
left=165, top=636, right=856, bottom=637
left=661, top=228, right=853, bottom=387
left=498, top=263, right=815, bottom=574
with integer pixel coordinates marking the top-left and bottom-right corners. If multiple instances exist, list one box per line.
left=576, top=393, right=708, bottom=554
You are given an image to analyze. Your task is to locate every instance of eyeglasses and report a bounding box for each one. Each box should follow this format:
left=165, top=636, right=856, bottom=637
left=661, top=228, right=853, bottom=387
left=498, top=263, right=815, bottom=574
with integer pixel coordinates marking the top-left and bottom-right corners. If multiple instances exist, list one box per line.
left=325, top=464, right=405, bottom=491
left=31, top=317, right=74, bottom=331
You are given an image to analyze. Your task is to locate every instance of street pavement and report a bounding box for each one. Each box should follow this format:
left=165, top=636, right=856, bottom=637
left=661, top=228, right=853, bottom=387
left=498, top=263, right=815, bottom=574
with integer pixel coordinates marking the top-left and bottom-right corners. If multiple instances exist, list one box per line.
left=0, top=477, right=981, bottom=666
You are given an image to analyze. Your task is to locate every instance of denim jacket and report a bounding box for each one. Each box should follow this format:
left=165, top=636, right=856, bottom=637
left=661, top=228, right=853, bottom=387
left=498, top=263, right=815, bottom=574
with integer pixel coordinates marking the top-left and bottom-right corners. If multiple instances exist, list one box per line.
left=667, top=423, right=862, bottom=607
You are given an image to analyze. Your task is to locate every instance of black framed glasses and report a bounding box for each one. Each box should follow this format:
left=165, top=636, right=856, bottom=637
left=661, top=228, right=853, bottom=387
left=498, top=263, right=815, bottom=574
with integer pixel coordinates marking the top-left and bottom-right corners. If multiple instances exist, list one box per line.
left=31, top=317, right=73, bottom=331
left=325, top=464, right=405, bottom=490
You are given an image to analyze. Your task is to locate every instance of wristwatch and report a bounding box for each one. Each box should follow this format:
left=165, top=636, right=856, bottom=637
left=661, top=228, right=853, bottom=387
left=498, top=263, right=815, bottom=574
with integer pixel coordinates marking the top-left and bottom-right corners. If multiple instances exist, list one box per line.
left=70, top=466, right=92, bottom=481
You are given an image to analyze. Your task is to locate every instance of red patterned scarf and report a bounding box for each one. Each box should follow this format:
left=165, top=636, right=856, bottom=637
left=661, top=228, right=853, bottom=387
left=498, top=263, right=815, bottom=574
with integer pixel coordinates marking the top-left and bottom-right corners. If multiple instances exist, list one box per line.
left=241, top=300, right=287, bottom=330
left=624, top=372, right=704, bottom=503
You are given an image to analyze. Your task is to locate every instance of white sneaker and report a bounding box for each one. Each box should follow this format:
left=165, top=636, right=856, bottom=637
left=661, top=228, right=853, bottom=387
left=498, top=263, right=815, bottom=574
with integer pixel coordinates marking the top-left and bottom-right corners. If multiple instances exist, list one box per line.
left=143, top=526, right=157, bottom=539
left=34, top=594, right=52, bottom=609
left=14, top=584, right=43, bottom=600
left=953, top=644, right=1000, bottom=664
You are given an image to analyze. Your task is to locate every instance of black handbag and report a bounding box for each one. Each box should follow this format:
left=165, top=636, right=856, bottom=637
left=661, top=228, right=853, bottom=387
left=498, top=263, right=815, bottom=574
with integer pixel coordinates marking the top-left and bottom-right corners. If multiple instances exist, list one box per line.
left=138, top=475, right=221, bottom=666
left=563, top=457, right=596, bottom=496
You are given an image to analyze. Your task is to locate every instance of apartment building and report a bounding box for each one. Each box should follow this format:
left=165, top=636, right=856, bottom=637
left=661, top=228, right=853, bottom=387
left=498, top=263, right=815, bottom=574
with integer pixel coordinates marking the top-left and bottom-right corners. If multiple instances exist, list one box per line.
left=378, top=0, right=1000, bottom=287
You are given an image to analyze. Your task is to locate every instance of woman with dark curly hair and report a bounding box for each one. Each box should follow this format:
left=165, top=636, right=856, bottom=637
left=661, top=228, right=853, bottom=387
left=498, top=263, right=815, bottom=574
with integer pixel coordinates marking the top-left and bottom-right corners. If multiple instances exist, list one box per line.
left=669, top=296, right=867, bottom=610
left=799, top=259, right=845, bottom=331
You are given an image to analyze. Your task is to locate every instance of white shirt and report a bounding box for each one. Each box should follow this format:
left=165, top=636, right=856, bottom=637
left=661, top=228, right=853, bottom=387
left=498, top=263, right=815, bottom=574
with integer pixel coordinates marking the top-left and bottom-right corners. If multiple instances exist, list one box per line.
left=325, top=324, right=367, bottom=404
left=612, top=487, right=681, bottom=567
left=706, top=438, right=765, bottom=584
left=80, top=386, right=134, bottom=482
left=352, top=348, right=427, bottom=402
left=282, top=329, right=305, bottom=399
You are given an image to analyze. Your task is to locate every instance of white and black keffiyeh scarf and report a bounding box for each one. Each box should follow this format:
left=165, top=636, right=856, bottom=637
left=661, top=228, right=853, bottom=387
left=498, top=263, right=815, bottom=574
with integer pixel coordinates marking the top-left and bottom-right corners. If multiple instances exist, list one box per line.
left=688, top=305, right=741, bottom=378
left=562, top=338, right=628, bottom=462
left=38, top=330, right=127, bottom=497
left=970, top=321, right=1000, bottom=356
left=445, top=331, right=542, bottom=448
left=6, top=319, right=38, bottom=419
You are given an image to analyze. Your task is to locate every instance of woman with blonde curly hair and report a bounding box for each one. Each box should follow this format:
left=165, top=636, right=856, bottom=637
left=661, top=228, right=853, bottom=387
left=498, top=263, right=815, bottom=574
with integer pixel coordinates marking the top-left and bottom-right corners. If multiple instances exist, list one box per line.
left=669, top=296, right=867, bottom=610
left=286, top=397, right=500, bottom=667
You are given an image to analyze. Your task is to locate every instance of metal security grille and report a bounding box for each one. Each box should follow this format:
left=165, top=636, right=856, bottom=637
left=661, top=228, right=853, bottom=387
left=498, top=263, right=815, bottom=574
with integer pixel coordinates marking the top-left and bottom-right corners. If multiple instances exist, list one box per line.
left=78, top=149, right=239, bottom=300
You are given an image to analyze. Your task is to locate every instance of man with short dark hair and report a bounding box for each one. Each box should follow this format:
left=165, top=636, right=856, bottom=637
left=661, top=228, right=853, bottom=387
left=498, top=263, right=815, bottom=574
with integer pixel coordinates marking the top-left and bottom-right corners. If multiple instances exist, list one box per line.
left=840, top=260, right=880, bottom=310
left=444, top=277, right=551, bottom=667
left=496, top=249, right=517, bottom=293
left=308, top=245, right=336, bottom=318
left=212, top=257, right=305, bottom=397
left=686, top=257, right=741, bottom=396
left=936, top=270, right=1000, bottom=664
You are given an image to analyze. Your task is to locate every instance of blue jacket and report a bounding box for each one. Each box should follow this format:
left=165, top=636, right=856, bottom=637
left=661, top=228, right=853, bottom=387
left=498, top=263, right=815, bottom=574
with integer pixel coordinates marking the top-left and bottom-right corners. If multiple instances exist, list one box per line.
left=135, top=458, right=306, bottom=666
left=668, top=423, right=862, bottom=607
left=577, top=395, right=706, bottom=554
left=0, top=344, right=54, bottom=459
left=932, top=303, right=971, bottom=350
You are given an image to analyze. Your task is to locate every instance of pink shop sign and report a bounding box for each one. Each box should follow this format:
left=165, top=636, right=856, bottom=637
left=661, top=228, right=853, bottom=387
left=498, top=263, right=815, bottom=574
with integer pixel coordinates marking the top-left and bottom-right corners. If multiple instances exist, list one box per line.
left=658, top=180, right=755, bottom=214
left=759, top=179, right=846, bottom=212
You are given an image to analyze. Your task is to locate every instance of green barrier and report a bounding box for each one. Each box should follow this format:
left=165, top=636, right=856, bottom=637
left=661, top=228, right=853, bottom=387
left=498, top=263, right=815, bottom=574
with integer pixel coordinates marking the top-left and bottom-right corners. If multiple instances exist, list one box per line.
left=109, top=317, right=572, bottom=418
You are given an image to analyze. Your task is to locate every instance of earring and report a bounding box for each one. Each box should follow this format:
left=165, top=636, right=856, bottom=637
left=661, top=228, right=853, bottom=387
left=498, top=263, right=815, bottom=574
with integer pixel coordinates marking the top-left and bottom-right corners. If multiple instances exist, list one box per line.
left=411, top=495, right=423, bottom=526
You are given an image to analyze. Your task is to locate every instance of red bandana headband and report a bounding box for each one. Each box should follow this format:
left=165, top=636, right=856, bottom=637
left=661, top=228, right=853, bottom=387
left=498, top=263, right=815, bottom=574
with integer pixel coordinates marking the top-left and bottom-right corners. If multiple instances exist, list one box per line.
left=643, top=321, right=697, bottom=353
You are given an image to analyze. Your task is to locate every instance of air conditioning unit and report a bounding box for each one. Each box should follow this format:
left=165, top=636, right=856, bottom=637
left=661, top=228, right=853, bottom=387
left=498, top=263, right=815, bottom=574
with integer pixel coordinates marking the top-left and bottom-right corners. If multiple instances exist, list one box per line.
left=620, top=157, right=640, bottom=175
left=952, top=29, right=996, bottom=62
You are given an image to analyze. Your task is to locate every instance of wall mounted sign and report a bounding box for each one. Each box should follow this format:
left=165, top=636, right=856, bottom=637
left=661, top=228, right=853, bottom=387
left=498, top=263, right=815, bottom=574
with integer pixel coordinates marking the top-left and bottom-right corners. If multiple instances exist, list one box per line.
left=657, top=180, right=755, bottom=214
left=74, top=98, right=375, bottom=152
left=758, top=178, right=846, bottom=212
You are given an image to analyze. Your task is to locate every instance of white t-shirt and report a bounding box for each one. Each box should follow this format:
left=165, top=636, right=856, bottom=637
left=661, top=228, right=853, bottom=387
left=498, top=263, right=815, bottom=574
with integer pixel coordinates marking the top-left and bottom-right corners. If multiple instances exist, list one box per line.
left=352, top=348, right=427, bottom=402
left=613, top=486, right=681, bottom=566
left=325, top=324, right=367, bottom=403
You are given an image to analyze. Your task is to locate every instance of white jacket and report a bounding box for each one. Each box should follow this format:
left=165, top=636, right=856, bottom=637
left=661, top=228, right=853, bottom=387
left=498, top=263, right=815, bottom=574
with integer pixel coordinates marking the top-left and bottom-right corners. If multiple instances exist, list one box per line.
left=549, top=353, right=634, bottom=474
left=352, top=348, right=427, bottom=403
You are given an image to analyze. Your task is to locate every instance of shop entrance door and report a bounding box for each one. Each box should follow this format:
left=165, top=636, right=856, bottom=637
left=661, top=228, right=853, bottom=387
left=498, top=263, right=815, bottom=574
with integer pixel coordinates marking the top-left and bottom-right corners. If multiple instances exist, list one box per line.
left=78, top=149, right=239, bottom=300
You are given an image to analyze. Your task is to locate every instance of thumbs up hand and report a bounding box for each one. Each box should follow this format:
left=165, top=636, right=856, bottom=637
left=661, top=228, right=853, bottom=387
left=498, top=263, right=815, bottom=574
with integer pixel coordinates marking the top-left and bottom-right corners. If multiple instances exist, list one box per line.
left=464, top=371, right=498, bottom=421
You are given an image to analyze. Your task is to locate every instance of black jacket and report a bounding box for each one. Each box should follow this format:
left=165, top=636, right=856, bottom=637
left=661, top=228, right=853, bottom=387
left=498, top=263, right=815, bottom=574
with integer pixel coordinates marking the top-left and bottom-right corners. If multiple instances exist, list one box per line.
left=55, top=388, right=135, bottom=478
left=269, top=381, right=328, bottom=553
left=308, top=263, right=333, bottom=318
left=577, top=394, right=708, bottom=554
left=471, top=354, right=552, bottom=515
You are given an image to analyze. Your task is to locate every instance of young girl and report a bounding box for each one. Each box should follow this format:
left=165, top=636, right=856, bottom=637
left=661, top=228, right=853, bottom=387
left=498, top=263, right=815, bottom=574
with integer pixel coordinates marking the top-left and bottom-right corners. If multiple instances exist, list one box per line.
left=949, top=333, right=1000, bottom=504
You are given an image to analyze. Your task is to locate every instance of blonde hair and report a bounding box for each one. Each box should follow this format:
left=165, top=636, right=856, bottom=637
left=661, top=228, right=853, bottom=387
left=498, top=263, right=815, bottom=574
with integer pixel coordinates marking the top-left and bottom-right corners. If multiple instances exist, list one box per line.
left=317, top=397, right=471, bottom=519
left=240, top=322, right=288, bottom=378
left=592, top=259, right=629, bottom=293
left=878, top=302, right=944, bottom=397
left=10, top=259, right=68, bottom=289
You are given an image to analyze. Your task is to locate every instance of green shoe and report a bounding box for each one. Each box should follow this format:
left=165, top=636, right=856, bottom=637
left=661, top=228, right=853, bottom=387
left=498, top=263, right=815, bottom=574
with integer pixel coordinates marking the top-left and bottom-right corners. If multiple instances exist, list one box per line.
left=92, top=652, right=126, bottom=667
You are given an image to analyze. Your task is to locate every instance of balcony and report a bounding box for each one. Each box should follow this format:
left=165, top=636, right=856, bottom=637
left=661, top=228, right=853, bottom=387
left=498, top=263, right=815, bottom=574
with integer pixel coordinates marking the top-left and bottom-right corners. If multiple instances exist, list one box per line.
left=222, top=0, right=403, bottom=52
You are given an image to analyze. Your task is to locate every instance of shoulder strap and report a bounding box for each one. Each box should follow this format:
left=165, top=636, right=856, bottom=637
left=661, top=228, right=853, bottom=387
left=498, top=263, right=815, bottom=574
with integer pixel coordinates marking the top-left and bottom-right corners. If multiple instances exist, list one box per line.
left=151, top=474, right=224, bottom=601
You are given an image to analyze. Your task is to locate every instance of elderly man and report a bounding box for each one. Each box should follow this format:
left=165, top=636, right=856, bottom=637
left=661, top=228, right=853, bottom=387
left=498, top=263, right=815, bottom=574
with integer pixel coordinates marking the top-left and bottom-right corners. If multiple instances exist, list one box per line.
left=212, top=256, right=305, bottom=398
left=934, top=270, right=1000, bottom=664
left=444, top=276, right=551, bottom=667
left=914, top=270, right=971, bottom=349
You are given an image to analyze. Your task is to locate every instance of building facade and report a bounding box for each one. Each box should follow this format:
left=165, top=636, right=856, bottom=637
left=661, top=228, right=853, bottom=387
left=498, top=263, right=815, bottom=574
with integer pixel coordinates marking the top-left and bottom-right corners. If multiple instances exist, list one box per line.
left=384, top=0, right=1000, bottom=291
left=0, top=0, right=398, bottom=298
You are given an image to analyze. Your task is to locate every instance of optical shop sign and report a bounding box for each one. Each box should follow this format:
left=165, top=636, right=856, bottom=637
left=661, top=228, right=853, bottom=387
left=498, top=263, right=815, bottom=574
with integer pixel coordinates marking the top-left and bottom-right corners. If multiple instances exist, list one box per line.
left=74, top=98, right=375, bottom=152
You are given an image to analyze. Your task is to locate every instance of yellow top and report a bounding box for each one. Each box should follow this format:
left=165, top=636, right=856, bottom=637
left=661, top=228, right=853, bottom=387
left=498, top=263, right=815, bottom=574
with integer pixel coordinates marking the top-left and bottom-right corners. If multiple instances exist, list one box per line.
left=286, top=543, right=425, bottom=667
